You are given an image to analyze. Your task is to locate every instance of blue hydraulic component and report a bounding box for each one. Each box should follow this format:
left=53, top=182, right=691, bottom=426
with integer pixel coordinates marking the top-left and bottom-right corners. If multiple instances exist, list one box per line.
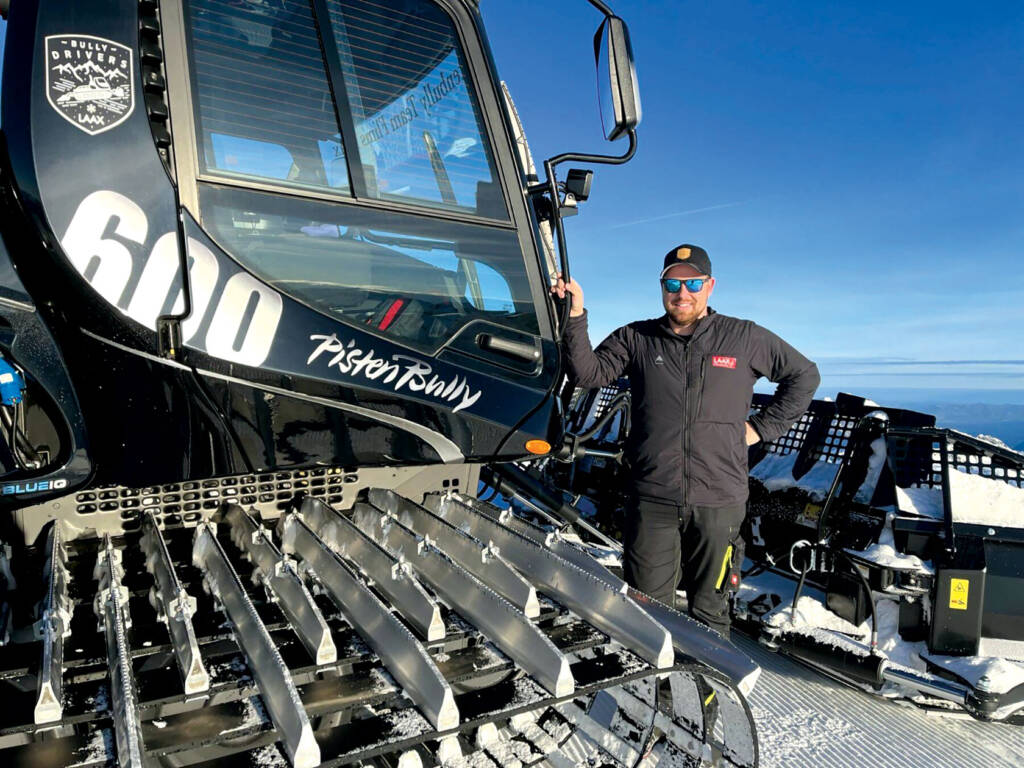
left=0, top=358, right=26, bottom=406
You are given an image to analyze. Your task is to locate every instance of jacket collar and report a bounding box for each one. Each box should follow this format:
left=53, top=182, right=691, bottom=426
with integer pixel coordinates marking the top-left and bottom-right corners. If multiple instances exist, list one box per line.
left=658, top=307, right=718, bottom=341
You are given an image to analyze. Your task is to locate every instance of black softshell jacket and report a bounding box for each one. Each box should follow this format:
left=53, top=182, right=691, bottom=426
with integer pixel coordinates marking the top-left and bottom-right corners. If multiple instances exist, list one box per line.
left=564, top=309, right=820, bottom=507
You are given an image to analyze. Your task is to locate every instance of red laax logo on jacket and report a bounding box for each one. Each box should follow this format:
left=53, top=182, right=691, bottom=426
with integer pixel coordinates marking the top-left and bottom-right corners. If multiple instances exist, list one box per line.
left=712, top=355, right=737, bottom=369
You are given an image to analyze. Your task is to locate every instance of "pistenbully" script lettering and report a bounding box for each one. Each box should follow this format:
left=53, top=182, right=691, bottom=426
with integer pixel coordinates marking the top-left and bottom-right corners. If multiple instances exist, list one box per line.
left=307, top=334, right=482, bottom=414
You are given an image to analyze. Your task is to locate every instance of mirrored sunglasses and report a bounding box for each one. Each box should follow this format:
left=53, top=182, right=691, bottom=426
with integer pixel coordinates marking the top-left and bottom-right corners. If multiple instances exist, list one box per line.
left=661, top=277, right=709, bottom=294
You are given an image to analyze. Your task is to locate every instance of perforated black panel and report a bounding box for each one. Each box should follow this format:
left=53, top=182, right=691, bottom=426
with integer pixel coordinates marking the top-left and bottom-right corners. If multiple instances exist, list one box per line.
left=888, top=431, right=1024, bottom=491
left=72, top=468, right=358, bottom=532
left=808, top=414, right=856, bottom=464
left=70, top=468, right=469, bottom=534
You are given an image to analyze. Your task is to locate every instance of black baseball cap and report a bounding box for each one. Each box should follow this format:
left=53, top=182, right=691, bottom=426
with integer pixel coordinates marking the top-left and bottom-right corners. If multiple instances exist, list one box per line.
left=660, top=244, right=712, bottom=278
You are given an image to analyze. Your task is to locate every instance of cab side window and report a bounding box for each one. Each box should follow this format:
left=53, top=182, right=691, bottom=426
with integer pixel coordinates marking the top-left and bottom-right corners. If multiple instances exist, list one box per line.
left=325, top=0, right=506, bottom=218
left=188, top=0, right=351, bottom=193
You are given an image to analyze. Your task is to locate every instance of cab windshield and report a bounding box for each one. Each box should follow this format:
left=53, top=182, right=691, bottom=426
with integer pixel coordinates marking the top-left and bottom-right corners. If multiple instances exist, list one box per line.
left=185, top=0, right=540, bottom=353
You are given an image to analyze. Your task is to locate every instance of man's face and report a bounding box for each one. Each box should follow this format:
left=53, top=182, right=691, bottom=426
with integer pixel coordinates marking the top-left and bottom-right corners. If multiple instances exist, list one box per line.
left=661, top=264, right=715, bottom=327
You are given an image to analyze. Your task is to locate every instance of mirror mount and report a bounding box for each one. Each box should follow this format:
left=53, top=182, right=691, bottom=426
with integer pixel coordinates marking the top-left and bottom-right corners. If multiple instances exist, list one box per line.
left=536, top=131, right=637, bottom=335
left=535, top=1, right=641, bottom=338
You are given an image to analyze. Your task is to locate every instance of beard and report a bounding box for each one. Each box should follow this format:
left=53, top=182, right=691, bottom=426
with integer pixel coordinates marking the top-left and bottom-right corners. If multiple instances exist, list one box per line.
left=665, top=298, right=705, bottom=327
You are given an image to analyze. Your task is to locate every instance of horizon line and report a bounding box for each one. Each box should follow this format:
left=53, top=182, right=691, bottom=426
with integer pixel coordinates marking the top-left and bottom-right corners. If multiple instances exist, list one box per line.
left=817, top=359, right=1024, bottom=366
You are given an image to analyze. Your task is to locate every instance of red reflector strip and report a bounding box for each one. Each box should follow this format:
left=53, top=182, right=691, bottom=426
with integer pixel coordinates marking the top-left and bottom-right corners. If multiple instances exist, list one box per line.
left=378, top=299, right=406, bottom=331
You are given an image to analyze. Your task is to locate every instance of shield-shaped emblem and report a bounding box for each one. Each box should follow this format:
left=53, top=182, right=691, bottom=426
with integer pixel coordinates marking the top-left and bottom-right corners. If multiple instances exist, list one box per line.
left=45, top=35, right=135, bottom=136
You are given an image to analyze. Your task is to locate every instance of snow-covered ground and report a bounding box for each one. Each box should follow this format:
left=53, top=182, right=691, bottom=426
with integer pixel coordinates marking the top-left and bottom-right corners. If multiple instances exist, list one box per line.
left=741, top=632, right=1024, bottom=768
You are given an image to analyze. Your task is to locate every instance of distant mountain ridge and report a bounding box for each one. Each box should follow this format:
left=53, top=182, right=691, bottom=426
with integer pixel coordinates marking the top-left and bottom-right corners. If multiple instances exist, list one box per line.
left=918, top=403, right=1024, bottom=453
left=754, top=386, right=1024, bottom=451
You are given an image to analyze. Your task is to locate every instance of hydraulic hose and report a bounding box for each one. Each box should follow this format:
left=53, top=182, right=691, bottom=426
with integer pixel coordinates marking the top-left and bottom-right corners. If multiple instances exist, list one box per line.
left=481, top=463, right=622, bottom=550
left=482, top=463, right=586, bottom=528
left=0, top=404, right=42, bottom=468
left=741, top=543, right=793, bottom=579
left=571, top=391, right=630, bottom=443
left=789, top=562, right=810, bottom=626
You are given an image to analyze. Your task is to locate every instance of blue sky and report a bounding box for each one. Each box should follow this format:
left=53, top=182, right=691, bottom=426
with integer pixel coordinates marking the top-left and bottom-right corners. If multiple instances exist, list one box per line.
left=479, top=0, right=1024, bottom=398
left=2, top=4, right=1022, bottom=399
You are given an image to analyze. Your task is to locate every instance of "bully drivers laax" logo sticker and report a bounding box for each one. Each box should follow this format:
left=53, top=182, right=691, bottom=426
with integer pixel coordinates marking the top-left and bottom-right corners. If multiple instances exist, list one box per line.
left=45, top=35, right=134, bottom=135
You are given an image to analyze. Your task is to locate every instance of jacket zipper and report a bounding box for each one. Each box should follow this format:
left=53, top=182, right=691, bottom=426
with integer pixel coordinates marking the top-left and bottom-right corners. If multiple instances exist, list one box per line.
left=695, top=354, right=707, bottom=421
left=684, top=348, right=707, bottom=507
left=682, top=343, right=689, bottom=506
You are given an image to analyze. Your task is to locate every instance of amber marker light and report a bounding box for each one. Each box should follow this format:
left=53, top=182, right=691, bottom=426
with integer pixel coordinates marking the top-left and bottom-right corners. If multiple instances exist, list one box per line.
left=525, top=439, right=551, bottom=455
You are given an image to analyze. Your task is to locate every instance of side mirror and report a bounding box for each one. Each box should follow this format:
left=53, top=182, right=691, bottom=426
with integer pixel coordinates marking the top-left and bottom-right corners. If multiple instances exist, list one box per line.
left=595, top=16, right=642, bottom=141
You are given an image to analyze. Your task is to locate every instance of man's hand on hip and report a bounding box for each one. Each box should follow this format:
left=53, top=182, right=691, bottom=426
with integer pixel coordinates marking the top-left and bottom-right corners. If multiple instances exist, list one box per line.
left=745, top=422, right=761, bottom=446
left=551, top=274, right=585, bottom=318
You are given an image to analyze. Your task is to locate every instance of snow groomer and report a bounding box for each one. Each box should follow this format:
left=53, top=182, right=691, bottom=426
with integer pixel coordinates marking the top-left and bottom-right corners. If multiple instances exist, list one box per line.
left=553, top=244, right=820, bottom=638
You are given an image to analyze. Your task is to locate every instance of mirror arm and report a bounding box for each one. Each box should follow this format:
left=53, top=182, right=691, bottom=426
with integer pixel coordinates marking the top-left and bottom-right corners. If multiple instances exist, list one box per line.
left=544, top=128, right=637, bottom=170
left=584, top=0, right=616, bottom=17
left=540, top=129, right=637, bottom=338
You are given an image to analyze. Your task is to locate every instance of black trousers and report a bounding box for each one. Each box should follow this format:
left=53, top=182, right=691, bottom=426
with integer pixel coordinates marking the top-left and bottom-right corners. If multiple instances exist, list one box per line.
left=623, top=498, right=746, bottom=638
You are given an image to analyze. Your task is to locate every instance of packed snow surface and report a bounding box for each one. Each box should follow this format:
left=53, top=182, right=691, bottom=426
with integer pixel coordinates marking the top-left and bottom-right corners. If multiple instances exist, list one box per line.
left=765, top=594, right=868, bottom=636
left=749, top=452, right=838, bottom=499
left=853, top=437, right=887, bottom=503
left=853, top=540, right=930, bottom=572
left=895, top=465, right=1023, bottom=527
left=872, top=596, right=929, bottom=679
left=922, top=653, right=1024, bottom=695
left=895, top=484, right=943, bottom=519
left=973, top=433, right=1013, bottom=451
left=754, top=707, right=864, bottom=767
left=851, top=512, right=932, bottom=573
left=742, top=630, right=1024, bottom=768
left=948, top=467, right=1024, bottom=527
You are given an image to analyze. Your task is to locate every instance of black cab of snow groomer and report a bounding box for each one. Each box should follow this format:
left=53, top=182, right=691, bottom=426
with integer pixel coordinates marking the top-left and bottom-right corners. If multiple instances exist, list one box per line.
left=0, top=0, right=641, bottom=523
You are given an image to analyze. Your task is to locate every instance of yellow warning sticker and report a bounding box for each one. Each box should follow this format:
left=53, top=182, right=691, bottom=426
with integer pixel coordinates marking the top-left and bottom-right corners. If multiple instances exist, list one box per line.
left=949, top=578, right=969, bottom=611
left=803, top=503, right=822, bottom=521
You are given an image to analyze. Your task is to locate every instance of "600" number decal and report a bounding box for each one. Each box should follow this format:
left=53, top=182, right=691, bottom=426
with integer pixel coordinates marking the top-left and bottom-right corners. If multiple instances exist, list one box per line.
left=61, top=190, right=282, bottom=366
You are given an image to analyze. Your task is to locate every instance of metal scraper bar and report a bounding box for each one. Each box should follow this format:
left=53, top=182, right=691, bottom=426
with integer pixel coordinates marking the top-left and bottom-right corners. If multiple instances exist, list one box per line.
left=557, top=700, right=640, bottom=767
left=465, top=499, right=613, bottom=579
left=438, top=493, right=762, bottom=696
left=299, top=495, right=444, bottom=642
left=34, top=522, right=71, bottom=724
left=224, top=504, right=337, bottom=665
left=369, top=489, right=540, bottom=618
left=140, top=513, right=210, bottom=694
left=423, top=493, right=673, bottom=669
left=94, top=536, right=146, bottom=768
left=279, top=512, right=459, bottom=731
left=192, top=523, right=320, bottom=768
left=352, top=501, right=574, bottom=697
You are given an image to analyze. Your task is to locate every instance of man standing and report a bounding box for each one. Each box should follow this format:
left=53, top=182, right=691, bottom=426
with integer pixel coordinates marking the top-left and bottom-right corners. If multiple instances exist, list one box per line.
left=553, top=244, right=819, bottom=638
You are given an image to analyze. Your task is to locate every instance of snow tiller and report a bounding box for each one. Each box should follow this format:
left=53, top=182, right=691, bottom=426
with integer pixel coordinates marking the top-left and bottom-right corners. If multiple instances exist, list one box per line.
left=0, top=0, right=762, bottom=766
left=738, top=392, right=1024, bottom=723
